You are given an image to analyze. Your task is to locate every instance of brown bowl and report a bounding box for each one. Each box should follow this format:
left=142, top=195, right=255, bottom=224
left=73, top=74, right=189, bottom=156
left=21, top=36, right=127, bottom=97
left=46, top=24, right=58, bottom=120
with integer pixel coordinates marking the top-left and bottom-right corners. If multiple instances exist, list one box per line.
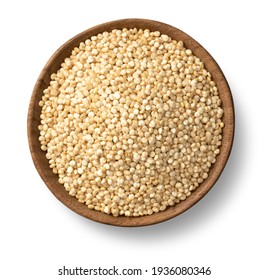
left=28, top=18, right=234, bottom=227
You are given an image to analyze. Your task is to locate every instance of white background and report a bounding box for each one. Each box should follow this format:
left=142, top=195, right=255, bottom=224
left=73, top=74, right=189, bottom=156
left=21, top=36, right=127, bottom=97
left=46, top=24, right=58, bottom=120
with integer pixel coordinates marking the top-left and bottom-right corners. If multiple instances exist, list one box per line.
left=1, top=0, right=268, bottom=279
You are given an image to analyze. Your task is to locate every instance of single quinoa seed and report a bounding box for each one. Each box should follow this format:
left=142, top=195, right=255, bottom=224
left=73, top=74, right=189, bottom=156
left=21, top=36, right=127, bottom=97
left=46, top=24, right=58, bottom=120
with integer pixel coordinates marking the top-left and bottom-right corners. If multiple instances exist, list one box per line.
left=38, top=28, right=224, bottom=217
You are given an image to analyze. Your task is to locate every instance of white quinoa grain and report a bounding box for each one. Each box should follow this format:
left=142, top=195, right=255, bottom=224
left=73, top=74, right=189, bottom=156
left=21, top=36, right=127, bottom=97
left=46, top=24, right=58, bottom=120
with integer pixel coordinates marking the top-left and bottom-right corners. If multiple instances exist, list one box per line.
left=39, top=28, right=224, bottom=217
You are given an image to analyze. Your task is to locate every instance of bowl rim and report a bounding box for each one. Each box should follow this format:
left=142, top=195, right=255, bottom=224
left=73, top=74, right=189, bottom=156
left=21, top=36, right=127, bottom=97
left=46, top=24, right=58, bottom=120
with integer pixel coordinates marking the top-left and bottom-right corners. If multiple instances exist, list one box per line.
left=28, top=18, right=235, bottom=227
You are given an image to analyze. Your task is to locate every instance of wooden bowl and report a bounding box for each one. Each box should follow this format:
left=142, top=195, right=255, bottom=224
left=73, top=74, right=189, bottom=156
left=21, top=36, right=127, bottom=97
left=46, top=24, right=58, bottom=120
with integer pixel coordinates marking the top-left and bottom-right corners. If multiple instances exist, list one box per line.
left=28, top=19, right=234, bottom=227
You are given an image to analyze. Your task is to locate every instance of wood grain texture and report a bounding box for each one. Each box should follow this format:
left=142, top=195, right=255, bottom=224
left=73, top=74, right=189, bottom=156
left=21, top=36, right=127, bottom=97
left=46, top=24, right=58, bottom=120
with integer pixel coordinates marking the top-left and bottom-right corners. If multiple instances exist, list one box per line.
left=27, top=18, right=235, bottom=227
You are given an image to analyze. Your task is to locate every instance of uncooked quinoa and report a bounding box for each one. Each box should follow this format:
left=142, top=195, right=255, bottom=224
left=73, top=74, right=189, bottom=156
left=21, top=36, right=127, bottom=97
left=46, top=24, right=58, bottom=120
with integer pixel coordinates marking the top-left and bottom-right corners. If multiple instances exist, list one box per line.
left=38, top=28, right=224, bottom=217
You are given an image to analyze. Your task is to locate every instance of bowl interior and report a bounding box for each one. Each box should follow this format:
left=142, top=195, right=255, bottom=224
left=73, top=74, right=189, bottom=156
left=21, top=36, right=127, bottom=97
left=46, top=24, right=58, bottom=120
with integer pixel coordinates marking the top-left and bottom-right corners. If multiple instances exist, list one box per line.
left=28, top=18, right=234, bottom=227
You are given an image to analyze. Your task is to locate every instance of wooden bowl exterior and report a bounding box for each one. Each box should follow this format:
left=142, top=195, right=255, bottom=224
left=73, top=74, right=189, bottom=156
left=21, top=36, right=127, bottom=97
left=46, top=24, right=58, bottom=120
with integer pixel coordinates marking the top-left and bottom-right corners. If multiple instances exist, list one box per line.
left=28, top=19, right=234, bottom=227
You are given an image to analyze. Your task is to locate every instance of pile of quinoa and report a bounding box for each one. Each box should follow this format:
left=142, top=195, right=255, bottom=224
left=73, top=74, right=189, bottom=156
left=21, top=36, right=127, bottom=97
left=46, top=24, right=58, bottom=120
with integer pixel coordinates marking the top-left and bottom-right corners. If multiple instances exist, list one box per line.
left=38, top=28, right=224, bottom=217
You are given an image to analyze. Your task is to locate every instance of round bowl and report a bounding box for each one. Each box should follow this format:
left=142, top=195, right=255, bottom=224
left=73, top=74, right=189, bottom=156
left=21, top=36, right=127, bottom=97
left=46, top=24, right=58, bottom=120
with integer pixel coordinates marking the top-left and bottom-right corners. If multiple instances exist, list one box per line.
left=28, top=18, right=234, bottom=227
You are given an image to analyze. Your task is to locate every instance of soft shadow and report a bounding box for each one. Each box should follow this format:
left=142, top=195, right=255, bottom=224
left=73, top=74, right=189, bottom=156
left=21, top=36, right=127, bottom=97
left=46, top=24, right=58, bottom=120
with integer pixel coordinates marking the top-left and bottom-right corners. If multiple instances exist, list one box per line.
left=79, top=84, right=245, bottom=243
